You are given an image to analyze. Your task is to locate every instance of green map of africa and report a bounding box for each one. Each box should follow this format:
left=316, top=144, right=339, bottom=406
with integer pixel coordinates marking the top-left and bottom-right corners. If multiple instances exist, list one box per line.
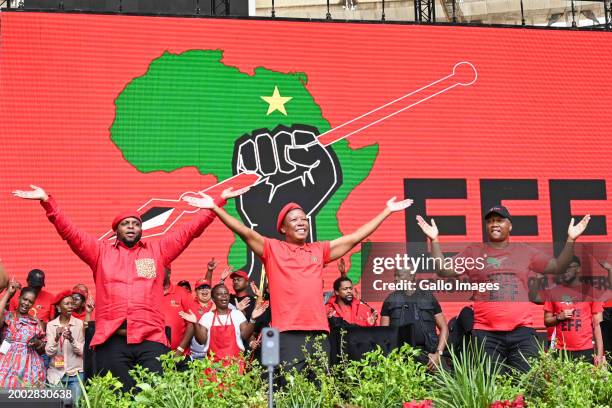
left=110, top=50, right=378, bottom=282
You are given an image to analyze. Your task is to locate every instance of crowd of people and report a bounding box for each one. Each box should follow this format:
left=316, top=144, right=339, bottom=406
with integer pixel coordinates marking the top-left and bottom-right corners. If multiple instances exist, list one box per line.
left=0, top=185, right=610, bottom=403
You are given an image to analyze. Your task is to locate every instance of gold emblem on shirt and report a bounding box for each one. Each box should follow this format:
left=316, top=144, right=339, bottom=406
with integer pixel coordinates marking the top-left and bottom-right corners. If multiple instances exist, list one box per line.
left=135, top=258, right=157, bottom=279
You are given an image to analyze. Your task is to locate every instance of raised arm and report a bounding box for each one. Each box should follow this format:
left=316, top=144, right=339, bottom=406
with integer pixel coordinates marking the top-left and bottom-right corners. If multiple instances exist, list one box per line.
left=13, top=186, right=101, bottom=268
left=541, top=215, right=591, bottom=275
left=183, top=189, right=265, bottom=257
left=416, top=216, right=461, bottom=277
left=329, top=197, right=413, bottom=261
left=0, top=280, right=20, bottom=327
left=160, top=187, right=250, bottom=265
left=179, top=310, right=208, bottom=345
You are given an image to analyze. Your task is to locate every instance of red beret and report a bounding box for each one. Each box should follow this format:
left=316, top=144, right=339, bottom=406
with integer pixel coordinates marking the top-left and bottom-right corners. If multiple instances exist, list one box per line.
left=276, top=203, right=303, bottom=234
left=230, top=270, right=249, bottom=280
left=112, top=211, right=142, bottom=231
left=71, top=284, right=88, bottom=298
left=53, top=289, right=74, bottom=306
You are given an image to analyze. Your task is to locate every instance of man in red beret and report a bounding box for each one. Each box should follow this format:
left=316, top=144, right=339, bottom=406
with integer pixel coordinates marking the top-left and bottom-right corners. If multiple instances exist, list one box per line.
left=184, top=195, right=413, bottom=372
left=12, top=184, right=248, bottom=391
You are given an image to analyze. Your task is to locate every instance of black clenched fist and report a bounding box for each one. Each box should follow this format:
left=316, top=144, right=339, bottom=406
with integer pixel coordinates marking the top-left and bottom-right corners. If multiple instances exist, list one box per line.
left=231, top=124, right=343, bottom=276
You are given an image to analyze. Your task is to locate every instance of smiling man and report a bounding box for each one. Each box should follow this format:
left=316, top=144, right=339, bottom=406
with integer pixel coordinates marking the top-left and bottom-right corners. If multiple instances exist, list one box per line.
left=12, top=184, right=247, bottom=391
left=416, top=205, right=591, bottom=373
left=184, top=196, right=413, bottom=372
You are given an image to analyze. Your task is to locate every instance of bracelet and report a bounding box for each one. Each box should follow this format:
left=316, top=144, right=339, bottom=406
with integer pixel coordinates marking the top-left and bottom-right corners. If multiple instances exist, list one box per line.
left=176, top=346, right=185, bottom=353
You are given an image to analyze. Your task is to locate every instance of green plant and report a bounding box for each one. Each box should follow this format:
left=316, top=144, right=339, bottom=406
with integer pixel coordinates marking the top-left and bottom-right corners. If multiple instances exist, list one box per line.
left=432, top=340, right=523, bottom=408
left=79, top=371, right=131, bottom=408
left=338, top=344, right=432, bottom=408
left=275, top=335, right=343, bottom=408
left=519, top=349, right=611, bottom=408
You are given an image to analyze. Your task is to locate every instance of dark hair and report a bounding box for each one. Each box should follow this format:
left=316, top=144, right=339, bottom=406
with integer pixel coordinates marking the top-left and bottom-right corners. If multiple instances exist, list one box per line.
left=211, top=283, right=228, bottom=297
left=570, top=255, right=581, bottom=266
left=20, top=287, right=37, bottom=298
left=177, top=280, right=192, bottom=292
left=333, top=276, right=352, bottom=292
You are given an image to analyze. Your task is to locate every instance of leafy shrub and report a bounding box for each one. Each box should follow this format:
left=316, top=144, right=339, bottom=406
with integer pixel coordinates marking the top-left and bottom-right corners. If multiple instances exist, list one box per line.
left=518, top=350, right=611, bottom=408
left=432, top=341, right=523, bottom=408
left=338, top=344, right=433, bottom=408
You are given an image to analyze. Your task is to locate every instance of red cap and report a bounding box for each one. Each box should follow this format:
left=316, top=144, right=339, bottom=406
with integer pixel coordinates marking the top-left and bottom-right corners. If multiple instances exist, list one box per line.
left=276, top=202, right=303, bottom=234
left=53, top=290, right=74, bottom=306
left=195, top=278, right=211, bottom=289
left=71, top=284, right=89, bottom=298
left=230, top=270, right=249, bottom=280
left=112, top=211, right=142, bottom=231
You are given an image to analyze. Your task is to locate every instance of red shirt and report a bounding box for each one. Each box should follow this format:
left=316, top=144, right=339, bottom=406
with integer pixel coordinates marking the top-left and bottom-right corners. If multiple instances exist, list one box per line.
left=9, top=289, right=55, bottom=323
left=261, top=238, right=331, bottom=332
left=161, top=284, right=195, bottom=350
left=544, top=285, right=604, bottom=351
left=457, top=243, right=550, bottom=331
left=41, top=196, right=222, bottom=347
left=325, top=296, right=376, bottom=327
left=544, top=301, right=603, bottom=351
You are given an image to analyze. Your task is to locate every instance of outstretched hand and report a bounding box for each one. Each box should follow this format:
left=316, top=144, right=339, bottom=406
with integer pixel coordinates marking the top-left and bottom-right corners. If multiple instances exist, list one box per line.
left=568, top=215, right=591, bottom=240
left=416, top=215, right=439, bottom=240
left=12, top=185, right=48, bottom=202
left=183, top=194, right=214, bottom=209
left=179, top=309, right=198, bottom=324
left=221, top=186, right=251, bottom=200
left=251, top=301, right=269, bottom=320
left=386, top=197, right=413, bottom=212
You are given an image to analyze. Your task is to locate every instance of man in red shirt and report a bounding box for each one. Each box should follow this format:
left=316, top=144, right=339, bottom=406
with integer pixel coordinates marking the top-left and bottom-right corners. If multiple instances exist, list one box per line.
left=12, top=184, right=246, bottom=391
left=326, top=276, right=377, bottom=328
left=9, top=269, right=55, bottom=330
left=184, top=194, right=413, bottom=371
left=544, top=256, right=605, bottom=365
left=416, top=205, right=591, bottom=373
left=161, top=266, right=196, bottom=355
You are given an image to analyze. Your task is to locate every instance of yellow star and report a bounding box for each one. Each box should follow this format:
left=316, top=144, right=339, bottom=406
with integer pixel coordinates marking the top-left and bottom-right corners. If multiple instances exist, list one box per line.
left=261, top=86, right=293, bottom=116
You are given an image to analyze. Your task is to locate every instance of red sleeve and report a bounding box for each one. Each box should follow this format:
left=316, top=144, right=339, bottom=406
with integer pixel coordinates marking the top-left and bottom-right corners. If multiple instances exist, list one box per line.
left=159, top=197, right=226, bottom=266
left=180, top=291, right=194, bottom=312
left=529, top=246, right=552, bottom=274
left=321, top=241, right=331, bottom=264
left=543, top=301, right=555, bottom=313
left=261, top=238, right=273, bottom=263
left=592, top=302, right=604, bottom=314
left=40, top=196, right=100, bottom=269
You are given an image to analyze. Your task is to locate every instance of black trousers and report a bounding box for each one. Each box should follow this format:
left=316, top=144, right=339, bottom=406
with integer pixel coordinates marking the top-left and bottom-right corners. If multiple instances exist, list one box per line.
left=279, top=331, right=330, bottom=373
left=565, top=348, right=594, bottom=363
left=473, top=327, right=539, bottom=374
left=94, top=334, right=169, bottom=392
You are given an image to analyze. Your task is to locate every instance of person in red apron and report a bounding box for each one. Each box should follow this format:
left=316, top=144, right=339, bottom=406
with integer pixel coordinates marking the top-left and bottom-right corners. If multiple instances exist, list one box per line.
left=180, top=283, right=267, bottom=373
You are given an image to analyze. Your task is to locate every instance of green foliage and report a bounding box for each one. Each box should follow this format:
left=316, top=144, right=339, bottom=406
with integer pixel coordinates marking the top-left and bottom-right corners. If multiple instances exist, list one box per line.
left=339, top=344, right=432, bottom=408
left=432, top=340, right=523, bottom=408
left=519, top=350, right=611, bottom=408
left=79, top=346, right=611, bottom=408
left=80, top=371, right=130, bottom=408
